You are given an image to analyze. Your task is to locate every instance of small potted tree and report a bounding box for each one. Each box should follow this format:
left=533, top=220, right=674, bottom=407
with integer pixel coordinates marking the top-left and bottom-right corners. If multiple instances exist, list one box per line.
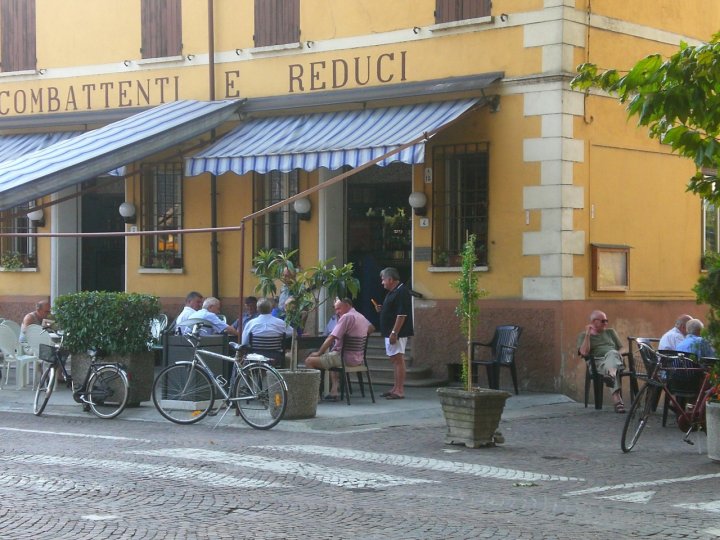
left=693, top=253, right=720, bottom=461
left=253, top=249, right=359, bottom=419
left=437, top=234, right=511, bottom=448
left=53, top=291, right=161, bottom=406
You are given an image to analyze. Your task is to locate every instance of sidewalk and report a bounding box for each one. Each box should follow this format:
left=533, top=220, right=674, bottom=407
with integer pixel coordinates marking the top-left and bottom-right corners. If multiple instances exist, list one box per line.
left=0, top=383, right=579, bottom=432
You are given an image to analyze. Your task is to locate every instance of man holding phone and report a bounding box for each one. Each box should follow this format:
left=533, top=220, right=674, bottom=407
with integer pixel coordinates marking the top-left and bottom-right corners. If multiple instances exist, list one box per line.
left=374, top=267, right=413, bottom=400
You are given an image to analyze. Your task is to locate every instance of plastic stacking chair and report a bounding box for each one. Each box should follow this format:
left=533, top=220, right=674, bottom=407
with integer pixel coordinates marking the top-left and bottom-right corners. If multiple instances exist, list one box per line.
left=331, top=334, right=375, bottom=405
left=471, top=325, right=522, bottom=394
left=248, top=332, right=286, bottom=368
left=0, top=319, right=21, bottom=339
left=23, top=324, right=52, bottom=387
left=0, top=325, right=37, bottom=389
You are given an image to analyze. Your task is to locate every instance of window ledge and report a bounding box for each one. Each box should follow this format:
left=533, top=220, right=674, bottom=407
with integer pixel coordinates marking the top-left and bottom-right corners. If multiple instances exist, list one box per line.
left=0, top=69, right=37, bottom=79
left=135, top=55, right=184, bottom=66
left=138, top=267, right=184, bottom=274
left=249, top=42, right=302, bottom=55
left=428, top=265, right=488, bottom=273
left=429, top=15, right=493, bottom=33
left=0, top=267, right=37, bottom=272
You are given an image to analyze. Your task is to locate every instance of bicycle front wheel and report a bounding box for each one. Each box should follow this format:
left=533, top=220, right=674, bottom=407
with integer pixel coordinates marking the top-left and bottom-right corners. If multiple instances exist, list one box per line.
left=87, top=365, right=129, bottom=419
left=33, top=366, right=56, bottom=416
left=621, top=384, right=658, bottom=453
left=152, top=364, right=215, bottom=424
left=233, top=363, right=287, bottom=429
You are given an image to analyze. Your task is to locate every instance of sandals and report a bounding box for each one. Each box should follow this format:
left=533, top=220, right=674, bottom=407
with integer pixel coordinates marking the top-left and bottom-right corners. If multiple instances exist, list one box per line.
left=385, top=393, right=404, bottom=400
left=614, top=402, right=626, bottom=414
left=322, top=394, right=339, bottom=402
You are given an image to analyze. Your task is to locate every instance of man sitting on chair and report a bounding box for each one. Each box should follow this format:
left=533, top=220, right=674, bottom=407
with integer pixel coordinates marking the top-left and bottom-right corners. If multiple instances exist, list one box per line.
left=577, top=310, right=626, bottom=413
left=305, top=298, right=375, bottom=402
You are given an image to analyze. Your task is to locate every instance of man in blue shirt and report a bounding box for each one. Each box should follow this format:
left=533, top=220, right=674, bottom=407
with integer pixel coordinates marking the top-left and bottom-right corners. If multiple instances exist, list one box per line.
left=676, top=319, right=716, bottom=358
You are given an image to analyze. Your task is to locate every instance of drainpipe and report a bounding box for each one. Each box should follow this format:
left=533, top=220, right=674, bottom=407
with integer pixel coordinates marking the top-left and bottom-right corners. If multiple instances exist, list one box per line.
left=208, top=0, right=219, bottom=298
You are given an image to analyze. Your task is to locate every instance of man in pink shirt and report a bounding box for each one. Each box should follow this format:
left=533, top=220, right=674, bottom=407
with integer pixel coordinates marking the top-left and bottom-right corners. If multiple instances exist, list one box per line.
left=305, top=297, right=375, bottom=401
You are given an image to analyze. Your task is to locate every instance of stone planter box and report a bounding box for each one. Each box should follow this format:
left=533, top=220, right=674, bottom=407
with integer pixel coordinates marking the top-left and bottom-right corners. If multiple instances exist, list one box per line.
left=437, top=387, right=511, bottom=448
left=71, top=351, right=154, bottom=406
left=278, top=368, right=321, bottom=420
left=707, top=401, right=720, bottom=462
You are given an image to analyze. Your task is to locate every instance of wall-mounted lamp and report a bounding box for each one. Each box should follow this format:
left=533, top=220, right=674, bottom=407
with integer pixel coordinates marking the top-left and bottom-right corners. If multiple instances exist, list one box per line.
left=186, top=54, right=195, bottom=61
left=123, top=60, right=131, bottom=67
left=408, top=192, right=427, bottom=216
left=27, top=208, right=45, bottom=228
left=293, top=197, right=312, bottom=221
left=412, top=26, right=421, bottom=34
left=37, top=68, right=47, bottom=75
left=118, top=202, right=136, bottom=224
left=235, top=48, right=243, bottom=55
left=305, top=41, right=314, bottom=49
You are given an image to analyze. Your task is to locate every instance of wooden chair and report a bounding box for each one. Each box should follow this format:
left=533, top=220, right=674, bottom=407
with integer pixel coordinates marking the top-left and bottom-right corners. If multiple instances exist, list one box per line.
left=330, top=334, right=375, bottom=405
left=248, top=332, right=286, bottom=368
left=470, top=325, right=522, bottom=394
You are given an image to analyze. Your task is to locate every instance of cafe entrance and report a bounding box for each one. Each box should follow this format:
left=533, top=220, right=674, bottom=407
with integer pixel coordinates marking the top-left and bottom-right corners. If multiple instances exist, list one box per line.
left=346, top=163, right=412, bottom=326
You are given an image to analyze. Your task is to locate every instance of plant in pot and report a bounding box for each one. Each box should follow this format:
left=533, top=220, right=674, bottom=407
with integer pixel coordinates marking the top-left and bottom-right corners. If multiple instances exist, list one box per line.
left=53, top=291, right=161, bottom=406
left=692, top=253, right=720, bottom=461
left=437, top=234, right=510, bottom=448
left=253, top=248, right=359, bottom=419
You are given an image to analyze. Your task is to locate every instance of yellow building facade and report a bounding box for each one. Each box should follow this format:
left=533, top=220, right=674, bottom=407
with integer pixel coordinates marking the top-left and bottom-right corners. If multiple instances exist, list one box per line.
left=0, top=0, right=715, bottom=398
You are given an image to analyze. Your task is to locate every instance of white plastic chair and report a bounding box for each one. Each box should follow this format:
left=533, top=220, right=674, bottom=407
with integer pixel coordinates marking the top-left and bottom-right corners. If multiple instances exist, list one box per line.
left=24, top=325, right=53, bottom=387
left=0, top=325, right=37, bottom=389
left=0, top=319, right=21, bottom=339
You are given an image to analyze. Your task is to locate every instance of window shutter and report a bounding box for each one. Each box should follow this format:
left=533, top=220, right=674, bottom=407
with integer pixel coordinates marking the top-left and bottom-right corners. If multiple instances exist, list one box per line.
left=1, top=0, right=36, bottom=72
left=435, top=0, right=489, bottom=23
left=254, top=0, right=299, bottom=47
left=142, top=0, right=182, bottom=59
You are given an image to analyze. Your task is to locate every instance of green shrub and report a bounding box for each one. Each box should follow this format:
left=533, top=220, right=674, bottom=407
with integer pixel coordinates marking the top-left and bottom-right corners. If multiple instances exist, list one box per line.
left=53, top=291, right=161, bottom=355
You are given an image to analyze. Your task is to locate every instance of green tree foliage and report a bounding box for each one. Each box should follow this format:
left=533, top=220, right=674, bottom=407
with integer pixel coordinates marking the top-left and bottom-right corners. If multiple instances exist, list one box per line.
left=572, top=32, right=720, bottom=201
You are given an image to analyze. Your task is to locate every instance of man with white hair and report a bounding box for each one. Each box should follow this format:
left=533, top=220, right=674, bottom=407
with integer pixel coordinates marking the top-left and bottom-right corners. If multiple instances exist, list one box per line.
left=184, top=297, right=239, bottom=337
left=577, top=310, right=627, bottom=413
left=659, top=314, right=692, bottom=350
left=676, top=319, right=716, bottom=358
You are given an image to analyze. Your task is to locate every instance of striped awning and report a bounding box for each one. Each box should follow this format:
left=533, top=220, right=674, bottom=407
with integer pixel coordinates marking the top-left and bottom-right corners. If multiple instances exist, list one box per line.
left=0, top=99, right=241, bottom=211
left=0, top=132, right=126, bottom=178
left=185, top=99, right=479, bottom=176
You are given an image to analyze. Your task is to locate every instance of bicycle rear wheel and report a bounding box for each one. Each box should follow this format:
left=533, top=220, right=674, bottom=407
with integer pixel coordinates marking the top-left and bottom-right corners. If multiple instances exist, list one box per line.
left=33, top=366, right=56, bottom=416
left=233, top=363, right=287, bottom=429
left=621, top=384, right=658, bottom=453
left=87, top=365, right=129, bottom=419
left=153, top=363, right=215, bottom=424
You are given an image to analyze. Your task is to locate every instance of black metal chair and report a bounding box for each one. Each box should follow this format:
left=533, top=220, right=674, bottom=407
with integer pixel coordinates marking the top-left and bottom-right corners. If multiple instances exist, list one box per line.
left=330, top=334, right=375, bottom=405
left=626, top=337, right=660, bottom=403
left=657, top=349, right=702, bottom=427
left=248, top=332, right=286, bottom=368
left=470, top=325, right=522, bottom=394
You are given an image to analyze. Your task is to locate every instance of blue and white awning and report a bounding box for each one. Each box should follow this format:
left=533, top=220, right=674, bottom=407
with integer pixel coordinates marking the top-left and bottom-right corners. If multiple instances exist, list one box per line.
left=0, top=99, right=241, bottom=211
left=0, top=132, right=126, bottom=178
left=185, top=99, right=478, bottom=176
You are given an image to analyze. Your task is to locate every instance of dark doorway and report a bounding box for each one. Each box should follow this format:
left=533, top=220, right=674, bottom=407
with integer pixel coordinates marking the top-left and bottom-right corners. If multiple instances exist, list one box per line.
left=81, top=181, right=125, bottom=292
left=347, top=163, right=412, bottom=326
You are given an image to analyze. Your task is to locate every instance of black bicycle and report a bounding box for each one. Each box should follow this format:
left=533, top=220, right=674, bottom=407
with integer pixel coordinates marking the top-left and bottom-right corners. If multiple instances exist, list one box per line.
left=34, top=343, right=130, bottom=419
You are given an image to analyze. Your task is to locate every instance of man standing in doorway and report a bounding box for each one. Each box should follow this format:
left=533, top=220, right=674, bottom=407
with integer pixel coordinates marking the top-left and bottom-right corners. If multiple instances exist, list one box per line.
left=376, top=267, right=413, bottom=400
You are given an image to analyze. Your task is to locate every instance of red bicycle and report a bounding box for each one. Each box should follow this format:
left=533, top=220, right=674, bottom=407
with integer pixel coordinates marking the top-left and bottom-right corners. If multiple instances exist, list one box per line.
left=621, top=343, right=717, bottom=453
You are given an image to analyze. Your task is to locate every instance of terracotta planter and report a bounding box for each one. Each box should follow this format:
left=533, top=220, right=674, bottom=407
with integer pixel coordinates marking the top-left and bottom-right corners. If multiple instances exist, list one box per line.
left=707, top=401, right=720, bottom=462
left=437, top=387, right=511, bottom=448
left=71, top=351, right=154, bottom=406
left=277, top=368, right=321, bottom=420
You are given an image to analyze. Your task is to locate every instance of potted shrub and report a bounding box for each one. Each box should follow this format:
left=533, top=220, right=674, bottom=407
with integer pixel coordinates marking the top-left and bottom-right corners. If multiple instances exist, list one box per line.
left=53, top=291, right=161, bottom=406
left=437, top=234, right=511, bottom=448
left=253, top=249, right=359, bottom=419
left=693, top=254, right=720, bottom=461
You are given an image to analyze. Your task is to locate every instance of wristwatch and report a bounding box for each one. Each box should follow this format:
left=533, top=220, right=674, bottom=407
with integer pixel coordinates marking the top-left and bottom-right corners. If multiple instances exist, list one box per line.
left=390, top=331, right=397, bottom=335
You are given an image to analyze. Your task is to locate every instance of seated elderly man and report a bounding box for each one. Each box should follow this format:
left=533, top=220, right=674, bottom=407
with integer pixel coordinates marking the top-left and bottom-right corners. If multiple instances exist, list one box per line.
left=241, top=297, right=291, bottom=347
left=676, top=318, right=716, bottom=358
left=305, top=298, right=375, bottom=402
left=577, top=310, right=627, bottom=413
left=183, top=297, right=239, bottom=337
left=659, top=314, right=692, bottom=350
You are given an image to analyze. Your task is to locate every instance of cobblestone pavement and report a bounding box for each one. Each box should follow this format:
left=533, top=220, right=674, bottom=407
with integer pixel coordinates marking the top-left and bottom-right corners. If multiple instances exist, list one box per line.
left=0, top=389, right=718, bottom=539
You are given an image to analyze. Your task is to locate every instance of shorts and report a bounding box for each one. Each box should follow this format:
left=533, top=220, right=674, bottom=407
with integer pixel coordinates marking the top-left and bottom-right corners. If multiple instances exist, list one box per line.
left=312, top=350, right=342, bottom=369
left=385, top=336, right=408, bottom=357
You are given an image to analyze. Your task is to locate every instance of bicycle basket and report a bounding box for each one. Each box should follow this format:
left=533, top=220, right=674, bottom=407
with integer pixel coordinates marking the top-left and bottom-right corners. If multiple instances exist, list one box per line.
left=38, top=343, right=57, bottom=363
